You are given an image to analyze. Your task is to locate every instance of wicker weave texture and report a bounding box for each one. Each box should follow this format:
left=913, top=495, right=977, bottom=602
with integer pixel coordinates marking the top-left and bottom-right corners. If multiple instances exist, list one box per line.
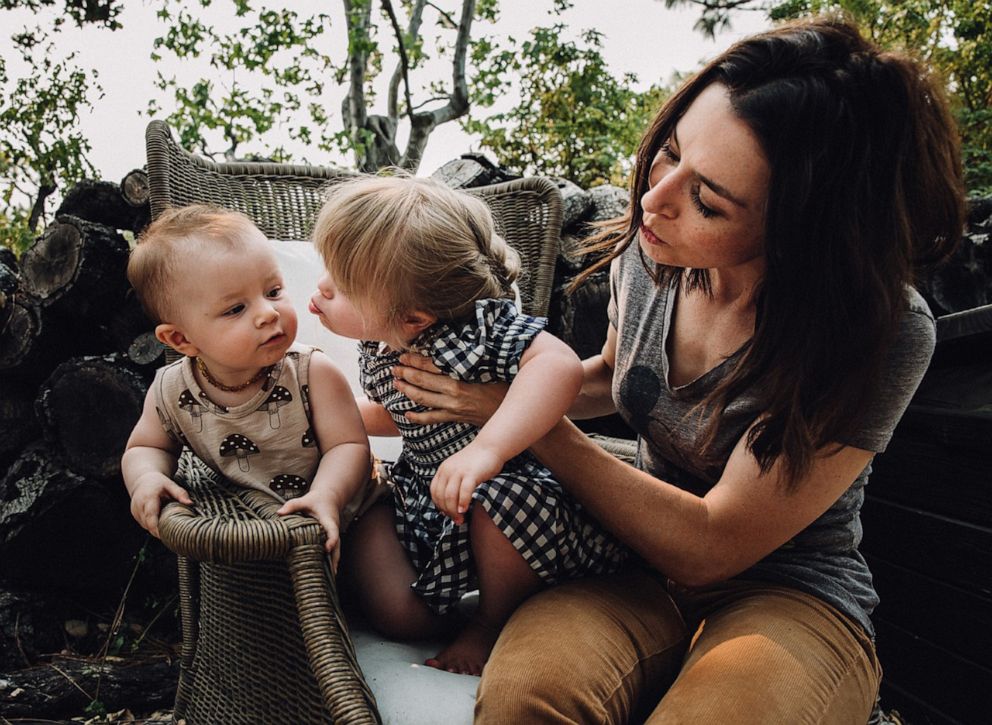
left=163, top=455, right=377, bottom=724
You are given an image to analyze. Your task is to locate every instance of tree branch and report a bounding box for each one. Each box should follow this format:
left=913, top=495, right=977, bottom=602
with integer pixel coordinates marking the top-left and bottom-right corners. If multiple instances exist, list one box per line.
left=382, top=0, right=416, bottom=124
left=387, top=0, right=426, bottom=120
left=343, top=0, right=372, bottom=165
left=28, top=182, right=56, bottom=231
left=400, top=0, right=474, bottom=169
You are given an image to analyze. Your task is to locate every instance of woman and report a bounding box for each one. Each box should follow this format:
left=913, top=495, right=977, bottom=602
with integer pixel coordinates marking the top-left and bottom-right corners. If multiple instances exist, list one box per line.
left=390, top=17, right=965, bottom=723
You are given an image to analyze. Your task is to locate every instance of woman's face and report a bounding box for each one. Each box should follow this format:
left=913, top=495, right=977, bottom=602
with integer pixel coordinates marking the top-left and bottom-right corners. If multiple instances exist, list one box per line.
left=639, top=83, right=770, bottom=274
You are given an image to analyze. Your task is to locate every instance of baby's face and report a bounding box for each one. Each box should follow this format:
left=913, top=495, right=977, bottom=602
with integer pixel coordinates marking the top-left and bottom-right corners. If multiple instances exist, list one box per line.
left=174, top=231, right=298, bottom=373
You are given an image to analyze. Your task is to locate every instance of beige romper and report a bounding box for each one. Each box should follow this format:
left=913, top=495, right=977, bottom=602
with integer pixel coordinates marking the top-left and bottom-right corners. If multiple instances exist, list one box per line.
left=153, top=344, right=320, bottom=501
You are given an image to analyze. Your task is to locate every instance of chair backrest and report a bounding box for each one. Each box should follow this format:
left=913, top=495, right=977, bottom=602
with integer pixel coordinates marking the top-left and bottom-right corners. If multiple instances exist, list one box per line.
left=144, top=120, right=562, bottom=318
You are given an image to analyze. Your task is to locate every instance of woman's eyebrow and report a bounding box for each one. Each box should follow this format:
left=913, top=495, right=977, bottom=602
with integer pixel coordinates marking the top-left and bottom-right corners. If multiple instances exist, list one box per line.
left=672, top=128, right=749, bottom=209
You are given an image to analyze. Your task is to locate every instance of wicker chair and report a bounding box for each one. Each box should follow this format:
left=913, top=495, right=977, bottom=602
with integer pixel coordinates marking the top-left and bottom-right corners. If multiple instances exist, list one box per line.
left=146, top=120, right=563, bottom=724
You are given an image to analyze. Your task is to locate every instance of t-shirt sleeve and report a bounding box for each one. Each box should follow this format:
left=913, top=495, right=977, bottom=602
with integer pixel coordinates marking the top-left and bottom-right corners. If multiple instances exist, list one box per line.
left=431, top=298, right=547, bottom=383
left=842, top=297, right=936, bottom=452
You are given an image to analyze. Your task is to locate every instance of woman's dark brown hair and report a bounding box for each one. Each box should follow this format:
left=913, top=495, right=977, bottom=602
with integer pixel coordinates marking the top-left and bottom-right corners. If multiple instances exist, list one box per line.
left=581, top=17, right=966, bottom=486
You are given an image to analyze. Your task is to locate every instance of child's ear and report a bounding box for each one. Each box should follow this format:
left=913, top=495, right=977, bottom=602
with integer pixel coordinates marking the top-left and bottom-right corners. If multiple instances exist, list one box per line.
left=155, top=324, right=200, bottom=357
left=400, top=310, right=436, bottom=338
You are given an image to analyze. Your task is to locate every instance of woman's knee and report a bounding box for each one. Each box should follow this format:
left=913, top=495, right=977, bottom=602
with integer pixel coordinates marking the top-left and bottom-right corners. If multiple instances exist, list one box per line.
left=649, top=583, right=880, bottom=724
left=477, top=569, right=688, bottom=724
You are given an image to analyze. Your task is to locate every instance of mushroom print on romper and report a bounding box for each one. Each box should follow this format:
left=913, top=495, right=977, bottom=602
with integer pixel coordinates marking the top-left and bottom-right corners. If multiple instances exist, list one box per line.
left=301, top=427, right=316, bottom=448
left=300, top=383, right=310, bottom=416
left=177, top=389, right=205, bottom=432
left=270, top=473, right=308, bottom=498
left=264, top=386, right=292, bottom=429
left=219, top=433, right=259, bottom=472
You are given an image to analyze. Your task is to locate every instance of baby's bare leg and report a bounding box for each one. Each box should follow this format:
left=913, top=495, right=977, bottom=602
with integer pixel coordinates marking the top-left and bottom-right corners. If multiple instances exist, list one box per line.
left=341, top=502, right=449, bottom=640
left=426, top=506, right=541, bottom=675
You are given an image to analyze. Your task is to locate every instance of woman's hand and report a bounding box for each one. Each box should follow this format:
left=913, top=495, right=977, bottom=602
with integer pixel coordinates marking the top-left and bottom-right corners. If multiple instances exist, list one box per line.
left=393, top=352, right=508, bottom=427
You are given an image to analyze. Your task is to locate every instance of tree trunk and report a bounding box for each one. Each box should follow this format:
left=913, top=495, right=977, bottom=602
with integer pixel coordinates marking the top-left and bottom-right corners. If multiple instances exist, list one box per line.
left=55, top=179, right=148, bottom=232
left=19, top=215, right=130, bottom=320
left=35, top=354, right=148, bottom=479
left=102, top=293, right=158, bottom=364
left=0, top=655, right=178, bottom=719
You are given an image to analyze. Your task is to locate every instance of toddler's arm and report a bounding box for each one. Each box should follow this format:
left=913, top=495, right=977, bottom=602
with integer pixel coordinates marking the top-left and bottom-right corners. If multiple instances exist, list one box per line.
left=277, top=352, right=371, bottom=570
left=431, top=331, right=583, bottom=522
left=122, top=391, right=192, bottom=538
left=358, top=395, right=400, bottom=436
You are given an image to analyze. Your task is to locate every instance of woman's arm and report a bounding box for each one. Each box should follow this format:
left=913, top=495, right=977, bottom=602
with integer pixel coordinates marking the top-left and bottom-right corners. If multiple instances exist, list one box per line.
left=568, top=324, right=618, bottom=420
left=526, top=416, right=872, bottom=586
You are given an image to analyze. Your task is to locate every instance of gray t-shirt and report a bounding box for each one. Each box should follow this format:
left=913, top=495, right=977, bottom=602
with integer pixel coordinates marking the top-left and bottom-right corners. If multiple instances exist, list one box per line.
left=608, top=242, right=936, bottom=635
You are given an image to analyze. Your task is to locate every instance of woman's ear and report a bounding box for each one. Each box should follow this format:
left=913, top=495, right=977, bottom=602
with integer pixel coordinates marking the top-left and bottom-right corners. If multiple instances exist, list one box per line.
left=155, top=324, right=200, bottom=357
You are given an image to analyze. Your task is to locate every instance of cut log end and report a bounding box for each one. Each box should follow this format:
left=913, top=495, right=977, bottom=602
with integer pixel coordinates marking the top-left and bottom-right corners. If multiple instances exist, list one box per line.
left=21, top=220, right=82, bottom=299
left=121, top=168, right=150, bottom=207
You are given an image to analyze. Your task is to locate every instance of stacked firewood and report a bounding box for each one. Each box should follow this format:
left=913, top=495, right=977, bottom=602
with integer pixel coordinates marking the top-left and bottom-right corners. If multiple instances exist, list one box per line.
left=0, top=172, right=181, bottom=710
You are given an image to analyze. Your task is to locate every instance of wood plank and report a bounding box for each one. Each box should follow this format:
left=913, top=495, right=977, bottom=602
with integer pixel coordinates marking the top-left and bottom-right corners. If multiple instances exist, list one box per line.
left=866, top=554, right=992, bottom=669
left=874, top=618, right=992, bottom=725
left=869, top=434, right=991, bottom=527
left=860, top=497, right=992, bottom=599
left=879, top=680, right=961, bottom=725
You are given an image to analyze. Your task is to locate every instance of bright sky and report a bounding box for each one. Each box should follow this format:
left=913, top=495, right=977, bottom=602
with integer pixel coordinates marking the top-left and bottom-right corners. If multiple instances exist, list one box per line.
left=3, top=0, right=770, bottom=184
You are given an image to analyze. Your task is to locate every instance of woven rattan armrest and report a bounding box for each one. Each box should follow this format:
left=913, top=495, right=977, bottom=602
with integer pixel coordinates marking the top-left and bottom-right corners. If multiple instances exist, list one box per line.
left=159, top=453, right=380, bottom=724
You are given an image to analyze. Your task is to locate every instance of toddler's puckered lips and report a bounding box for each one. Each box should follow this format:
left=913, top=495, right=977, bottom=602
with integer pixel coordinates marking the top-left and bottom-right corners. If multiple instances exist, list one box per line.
left=308, top=298, right=322, bottom=315
left=640, top=224, right=667, bottom=247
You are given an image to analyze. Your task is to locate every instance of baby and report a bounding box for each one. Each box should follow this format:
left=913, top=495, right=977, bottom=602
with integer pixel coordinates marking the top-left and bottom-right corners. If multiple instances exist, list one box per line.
left=121, top=205, right=371, bottom=569
left=309, top=176, right=627, bottom=674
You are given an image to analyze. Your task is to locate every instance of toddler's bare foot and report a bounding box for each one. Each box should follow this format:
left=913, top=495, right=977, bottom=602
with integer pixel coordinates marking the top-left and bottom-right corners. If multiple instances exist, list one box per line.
left=424, top=618, right=500, bottom=676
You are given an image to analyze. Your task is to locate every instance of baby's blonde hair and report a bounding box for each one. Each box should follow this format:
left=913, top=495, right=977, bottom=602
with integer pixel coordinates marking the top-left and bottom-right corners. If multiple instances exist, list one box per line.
left=128, top=205, right=260, bottom=323
left=311, top=175, right=520, bottom=326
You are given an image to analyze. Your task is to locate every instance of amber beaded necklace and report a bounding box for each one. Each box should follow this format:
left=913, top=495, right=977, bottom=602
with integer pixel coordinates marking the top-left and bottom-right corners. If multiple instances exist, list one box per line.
left=195, top=357, right=272, bottom=393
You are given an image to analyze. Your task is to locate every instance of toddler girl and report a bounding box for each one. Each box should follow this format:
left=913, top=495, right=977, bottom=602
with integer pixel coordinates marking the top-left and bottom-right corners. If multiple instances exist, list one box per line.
left=309, top=176, right=627, bottom=675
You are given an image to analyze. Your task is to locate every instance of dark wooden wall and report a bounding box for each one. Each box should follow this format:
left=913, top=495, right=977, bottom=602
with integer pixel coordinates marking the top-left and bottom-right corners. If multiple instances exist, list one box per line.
left=862, top=308, right=992, bottom=725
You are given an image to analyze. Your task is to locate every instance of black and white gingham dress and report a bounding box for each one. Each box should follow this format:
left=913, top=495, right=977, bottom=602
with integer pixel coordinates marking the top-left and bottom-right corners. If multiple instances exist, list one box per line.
left=360, top=298, right=627, bottom=613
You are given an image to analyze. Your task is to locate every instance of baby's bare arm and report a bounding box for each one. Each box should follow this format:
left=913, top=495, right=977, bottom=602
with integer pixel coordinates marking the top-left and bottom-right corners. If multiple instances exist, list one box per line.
left=358, top=395, right=400, bottom=436
left=122, top=391, right=190, bottom=537
left=278, top=352, right=371, bottom=565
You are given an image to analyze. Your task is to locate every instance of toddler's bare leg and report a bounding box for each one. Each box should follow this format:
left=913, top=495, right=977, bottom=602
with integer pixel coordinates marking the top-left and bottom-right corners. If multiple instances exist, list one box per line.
left=426, top=506, right=541, bottom=675
left=341, top=502, right=449, bottom=640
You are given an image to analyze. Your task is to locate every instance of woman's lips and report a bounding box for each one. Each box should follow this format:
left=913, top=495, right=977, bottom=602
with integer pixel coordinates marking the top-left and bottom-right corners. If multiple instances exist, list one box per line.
left=640, top=224, right=666, bottom=246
